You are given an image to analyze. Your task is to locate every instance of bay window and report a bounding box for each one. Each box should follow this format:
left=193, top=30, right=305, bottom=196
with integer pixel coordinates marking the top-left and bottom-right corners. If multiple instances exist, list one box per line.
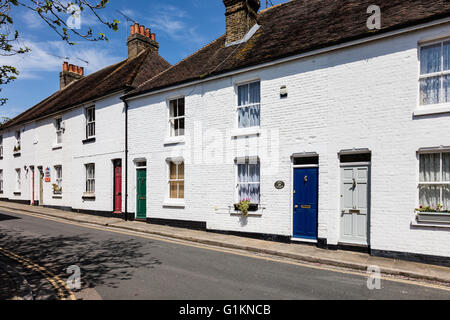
left=237, top=81, right=260, bottom=128
left=419, top=152, right=450, bottom=209
left=236, top=158, right=260, bottom=204
left=419, top=41, right=450, bottom=105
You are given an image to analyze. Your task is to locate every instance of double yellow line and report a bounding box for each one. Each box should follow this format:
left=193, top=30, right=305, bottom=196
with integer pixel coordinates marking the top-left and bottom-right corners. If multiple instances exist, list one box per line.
left=0, top=247, right=76, bottom=300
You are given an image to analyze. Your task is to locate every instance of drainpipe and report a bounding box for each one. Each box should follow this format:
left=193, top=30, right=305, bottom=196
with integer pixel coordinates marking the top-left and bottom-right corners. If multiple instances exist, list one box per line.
left=124, top=100, right=129, bottom=221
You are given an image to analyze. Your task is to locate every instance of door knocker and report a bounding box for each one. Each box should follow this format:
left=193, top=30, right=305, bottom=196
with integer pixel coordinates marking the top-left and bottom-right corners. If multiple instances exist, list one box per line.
left=304, top=176, right=308, bottom=182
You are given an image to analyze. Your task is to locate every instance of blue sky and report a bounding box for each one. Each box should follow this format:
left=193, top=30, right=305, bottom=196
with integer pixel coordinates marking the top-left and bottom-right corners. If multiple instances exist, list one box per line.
left=1, top=0, right=288, bottom=120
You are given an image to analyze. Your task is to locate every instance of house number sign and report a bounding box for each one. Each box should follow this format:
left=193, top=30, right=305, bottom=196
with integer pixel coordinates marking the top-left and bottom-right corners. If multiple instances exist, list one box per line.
left=274, top=181, right=285, bottom=190
left=45, top=167, right=51, bottom=182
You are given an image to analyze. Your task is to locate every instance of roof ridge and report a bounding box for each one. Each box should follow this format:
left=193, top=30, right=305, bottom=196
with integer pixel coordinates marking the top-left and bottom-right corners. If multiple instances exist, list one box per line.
left=133, top=35, right=225, bottom=92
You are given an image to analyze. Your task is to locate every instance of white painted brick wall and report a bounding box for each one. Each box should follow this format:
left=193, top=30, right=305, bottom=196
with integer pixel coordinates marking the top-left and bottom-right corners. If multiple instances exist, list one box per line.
left=127, top=24, right=450, bottom=258
left=0, top=92, right=126, bottom=213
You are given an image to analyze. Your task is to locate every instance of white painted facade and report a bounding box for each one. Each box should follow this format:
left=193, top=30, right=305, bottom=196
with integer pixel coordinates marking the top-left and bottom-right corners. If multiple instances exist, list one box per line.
left=126, top=23, right=450, bottom=258
left=0, top=92, right=126, bottom=214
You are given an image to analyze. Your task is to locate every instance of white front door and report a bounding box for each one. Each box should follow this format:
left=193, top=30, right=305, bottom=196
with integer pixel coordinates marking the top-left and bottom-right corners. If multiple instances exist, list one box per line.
left=340, top=166, right=370, bottom=245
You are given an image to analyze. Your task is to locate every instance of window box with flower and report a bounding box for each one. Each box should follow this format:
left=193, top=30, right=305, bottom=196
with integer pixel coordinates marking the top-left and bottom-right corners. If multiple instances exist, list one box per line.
left=415, top=204, right=450, bottom=224
left=234, top=199, right=259, bottom=216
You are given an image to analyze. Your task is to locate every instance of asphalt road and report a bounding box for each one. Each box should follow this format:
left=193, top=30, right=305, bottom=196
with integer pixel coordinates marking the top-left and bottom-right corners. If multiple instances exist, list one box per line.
left=0, top=210, right=449, bottom=300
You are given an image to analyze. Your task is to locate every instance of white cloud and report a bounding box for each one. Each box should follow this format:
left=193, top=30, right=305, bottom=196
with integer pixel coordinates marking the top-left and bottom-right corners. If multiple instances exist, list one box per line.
left=0, top=38, right=124, bottom=80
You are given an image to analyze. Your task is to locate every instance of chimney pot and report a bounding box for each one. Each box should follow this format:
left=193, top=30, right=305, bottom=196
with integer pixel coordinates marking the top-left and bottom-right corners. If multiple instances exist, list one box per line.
left=146, top=28, right=151, bottom=38
left=80, top=67, right=84, bottom=76
left=63, top=61, right=69, bottom=72
left=151, top=33, right=156, bottom=41
left=130, top=25, right=135, bottom=35
left=139, top=25, right=145, bottom=35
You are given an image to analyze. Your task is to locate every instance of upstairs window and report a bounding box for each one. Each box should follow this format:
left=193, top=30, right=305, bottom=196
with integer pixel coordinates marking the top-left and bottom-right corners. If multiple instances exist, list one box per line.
left=237, top=81, right=260, bottom=128
left=420, top=41, right=450, bottom=105
left=86, top=107, right=95, bottom=139
left=14, top=130, right=21, bottom=153
left=169, top=98, right=185, bottom=137
left=419, top=152, right=450, bottom=209
left=169, top=161, right=184, bottom=199
left=236, top=158, right=260, bottom=204
left=0, top=135, right=3, bottom=158
left=55, top=118, right=63, bottom=144
left=85, top=163, right=95, bottom=194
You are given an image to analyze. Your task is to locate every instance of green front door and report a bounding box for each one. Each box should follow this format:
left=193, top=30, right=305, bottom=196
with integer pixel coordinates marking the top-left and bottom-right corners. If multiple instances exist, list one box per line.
left=136, top=169, right=147, bottom=219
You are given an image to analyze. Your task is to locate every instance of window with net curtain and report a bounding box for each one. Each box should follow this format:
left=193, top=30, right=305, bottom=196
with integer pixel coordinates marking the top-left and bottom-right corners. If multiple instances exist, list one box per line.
left=238, top=81, right=260, bottom=128
left=420, top=41, right=450, bottom=105
left=237, top=159, right=260, bottom=204
left=419, top=153, right=450, bottom=209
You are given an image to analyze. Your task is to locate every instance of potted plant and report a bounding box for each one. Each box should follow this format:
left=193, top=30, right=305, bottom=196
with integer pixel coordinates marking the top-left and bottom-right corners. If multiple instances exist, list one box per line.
left=234, top=199, right=258, bottom=216
left=52, top=184, right=62, bottom=195
left=13, top=143, right=21, bottom=153
left=415, top=204, right=450, bottom=223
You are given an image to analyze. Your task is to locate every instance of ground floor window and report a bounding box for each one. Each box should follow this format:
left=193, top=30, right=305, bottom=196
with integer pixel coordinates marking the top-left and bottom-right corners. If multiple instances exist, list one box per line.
left=85, top=164, right=95, bottom=194
left=54, top=166, right=62, bottom=194
left=169, top=160, right=184, bottom=199
left=236, top=158, right=260, bottom=204
left=419, top=152, right=450, bottom=209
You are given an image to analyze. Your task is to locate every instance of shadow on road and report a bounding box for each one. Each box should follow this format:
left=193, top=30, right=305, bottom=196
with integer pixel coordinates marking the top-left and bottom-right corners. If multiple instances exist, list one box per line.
left=0, top=231, right=162, bottom=297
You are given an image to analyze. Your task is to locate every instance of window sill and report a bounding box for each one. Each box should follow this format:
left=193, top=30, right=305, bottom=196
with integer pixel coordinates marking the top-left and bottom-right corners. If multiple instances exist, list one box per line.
left=52, top=144, right=63, bottom=150
left=164, top=136, right=186, bottom=145
left=82, top=137, right=96, bottom=144
left=231, top=127, right=261, bottom=138
left=414, top=103, right=450, bottom=116
left=13, top=152, right=21, bottom=157
left=52, top=195, right=63, bottom=199
left=13, top=192, right=21, bottom=196
left=82, top=193, right=96, bottom=200
left=163, top=200, right=185, bottom=208
left=415, top=212, right=450, bottom=224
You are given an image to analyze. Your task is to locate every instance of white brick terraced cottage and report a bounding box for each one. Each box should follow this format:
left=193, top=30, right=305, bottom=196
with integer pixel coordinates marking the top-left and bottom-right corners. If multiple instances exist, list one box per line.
left=123, top=0, right=450, bottom=264
left=1, top=0, right=450, bottom=266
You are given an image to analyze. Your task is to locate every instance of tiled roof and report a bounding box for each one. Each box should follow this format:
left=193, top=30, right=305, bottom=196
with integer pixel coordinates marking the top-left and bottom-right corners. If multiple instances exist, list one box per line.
left=125, top=0, right=450, bottom=98
left=1, top=49, right=171, bottom=129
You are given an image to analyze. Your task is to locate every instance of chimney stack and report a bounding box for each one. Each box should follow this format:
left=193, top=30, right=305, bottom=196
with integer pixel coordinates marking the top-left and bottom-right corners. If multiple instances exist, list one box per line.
left=223, top=0, right=260, bottom=44
left=127, top=23, right=159, bottom=59
left=60, top=61, right=84, bottom=90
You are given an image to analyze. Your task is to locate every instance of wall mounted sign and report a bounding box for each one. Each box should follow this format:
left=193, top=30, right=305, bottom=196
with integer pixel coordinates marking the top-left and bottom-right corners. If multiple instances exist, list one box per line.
left=45, top=167, right=51, bottom=182
left=274, top=181, right=285, bottom=190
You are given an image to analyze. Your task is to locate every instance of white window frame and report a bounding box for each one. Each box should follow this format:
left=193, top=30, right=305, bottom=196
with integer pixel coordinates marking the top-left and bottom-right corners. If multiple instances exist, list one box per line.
left=418, top=151, right=450, bottom=209
left=168, top=160, right=184, bottom=199
left=236, top=81, right=261, bottom=129
left=0, top=135, right=3, bottom=158
left=85, top=163, right=95, bottom=194
left=235, top=157, right=261, bottom=204
left=55, top=118, right=63, bottom=145
left=86, top=106, right=95, bottom=139
left=0, top=169, right=3, bottom=193
left=15, top=168, right=21, bottom=192
left=54, top=165, right=62, bottom=194
left=419, top=40, right=450, bottom=106
left=168, top=97, right=185, bottom=138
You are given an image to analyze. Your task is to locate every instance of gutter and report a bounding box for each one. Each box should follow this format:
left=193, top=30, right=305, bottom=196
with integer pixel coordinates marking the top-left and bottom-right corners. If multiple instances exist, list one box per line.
left=123, top=16, right=450, bottom=102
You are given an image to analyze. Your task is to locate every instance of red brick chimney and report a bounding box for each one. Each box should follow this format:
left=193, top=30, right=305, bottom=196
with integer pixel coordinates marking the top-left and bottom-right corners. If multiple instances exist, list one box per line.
left=127, top=23, right=159, bottom=59
left=223, top=0, right=260, bottom=44
left=60, top=61, right=84, bottom=90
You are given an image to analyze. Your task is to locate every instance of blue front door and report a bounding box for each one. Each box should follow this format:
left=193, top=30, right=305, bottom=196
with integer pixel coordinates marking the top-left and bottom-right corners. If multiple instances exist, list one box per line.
left=293, top=168, right=318, bottom=239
